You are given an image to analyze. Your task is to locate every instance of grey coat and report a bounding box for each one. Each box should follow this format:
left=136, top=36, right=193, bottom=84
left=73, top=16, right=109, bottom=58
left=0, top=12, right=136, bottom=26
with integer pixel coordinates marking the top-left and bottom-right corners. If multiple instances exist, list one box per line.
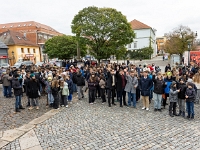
left=169, top=88, right=178, bottom=102
left=2, top=74, right=11, bottom=86
left=124, top=75, right=138, bottom=93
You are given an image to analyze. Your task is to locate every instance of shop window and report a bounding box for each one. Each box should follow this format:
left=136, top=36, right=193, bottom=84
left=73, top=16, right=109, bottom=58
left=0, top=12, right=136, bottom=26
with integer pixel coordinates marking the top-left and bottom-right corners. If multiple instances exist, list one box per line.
left=27, top=48, right=30, bottom=53
left=21, top=48, right=24, bottom=53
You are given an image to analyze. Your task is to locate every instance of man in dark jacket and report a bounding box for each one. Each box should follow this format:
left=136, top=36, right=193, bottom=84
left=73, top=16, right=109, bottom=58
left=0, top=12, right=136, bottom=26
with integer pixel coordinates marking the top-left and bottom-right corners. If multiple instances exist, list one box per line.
left=177, top=78, right=187, bottom=117
left=106, top=69, right=117, bottom=107
left=76, top=71, right=85, bottom=100
left=139, top=70, right=153, bottom=111
left=152, top=72, right=165, bottom=112
left=12, top=74, right=24, bottom=112
left=116, top=69, right=127, bottom=107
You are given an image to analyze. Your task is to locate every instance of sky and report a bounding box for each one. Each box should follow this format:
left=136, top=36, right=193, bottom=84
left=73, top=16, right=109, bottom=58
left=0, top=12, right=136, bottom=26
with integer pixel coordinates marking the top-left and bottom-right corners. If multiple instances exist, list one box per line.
left=0, top=0, right=199, bottom=37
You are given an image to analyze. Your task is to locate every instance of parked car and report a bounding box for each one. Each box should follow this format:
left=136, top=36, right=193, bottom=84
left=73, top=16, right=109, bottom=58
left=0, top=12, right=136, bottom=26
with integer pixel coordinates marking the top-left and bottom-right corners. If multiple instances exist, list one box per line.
left=35, top=62, right=45, bottom=67
left=0, top=63, right=10, bottom=68
left=13, top=61, right=33, bottom=68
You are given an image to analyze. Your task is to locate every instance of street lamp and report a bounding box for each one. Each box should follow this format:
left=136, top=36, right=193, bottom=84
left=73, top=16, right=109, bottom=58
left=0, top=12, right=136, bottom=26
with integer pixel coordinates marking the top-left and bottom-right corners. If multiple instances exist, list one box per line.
left=11, top=51, right=15, bottom=65
left=188, top=41, right=191, bottom=66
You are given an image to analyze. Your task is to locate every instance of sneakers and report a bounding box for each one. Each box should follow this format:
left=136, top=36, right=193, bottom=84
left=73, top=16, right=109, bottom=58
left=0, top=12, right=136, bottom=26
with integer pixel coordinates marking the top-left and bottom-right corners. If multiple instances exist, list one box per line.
left=28, top=106, right=33, bottom=110
left=66, top=105, right=68, bottom=108
left=36, top=106, right=39, bottom=110
left=90, top=103, right=94, bottom=105
left=142, top=107, right=146, bottom=110
left=146, top=108, right=149, bottom=111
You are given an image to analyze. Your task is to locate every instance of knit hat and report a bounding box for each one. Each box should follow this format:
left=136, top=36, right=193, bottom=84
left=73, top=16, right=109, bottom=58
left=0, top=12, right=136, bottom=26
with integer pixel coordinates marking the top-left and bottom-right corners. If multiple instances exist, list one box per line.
left=167, top=72, right=172, bottom=76
left=171, top=81, right=177, bottom=87
left=30, top=73, right=35, bottom=78
left=48, top=77, right=52, bottom=81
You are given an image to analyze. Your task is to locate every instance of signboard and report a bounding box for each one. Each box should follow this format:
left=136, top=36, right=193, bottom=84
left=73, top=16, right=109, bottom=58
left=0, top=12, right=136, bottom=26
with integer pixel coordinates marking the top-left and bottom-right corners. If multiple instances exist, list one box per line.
left=190, top=51, right=200, bottom=65
left=0, top=56, right=8, bottom=59
left=184, top=51, right=189, bottom=65
left=25, top=54, right=34, bottom=57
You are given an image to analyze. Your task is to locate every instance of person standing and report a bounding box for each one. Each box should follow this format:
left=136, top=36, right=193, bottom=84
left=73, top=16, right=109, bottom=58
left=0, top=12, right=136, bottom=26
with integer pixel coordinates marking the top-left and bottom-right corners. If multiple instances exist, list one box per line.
left=139, top=70, right=153, bottom=111
left=99, top=74, right=106, bottom=104
left=88, top=72, right=98, bottom=104
left=177, top=78, right=187, bottom=117
left=2, top=70, right=12, bottom=98
left=12, top=74, right=24, bottom=112
left=185, top=82, right=196, bottom=119
left=124, top=71, right=138, bottom=108
left=27, top=74, right=40, bottom=110
left=152, top=72, right=165, bottom=112
left=60, top=79, right=69, bottom=108
left=51, top=80, right=60, bottom=109
left=169, top=81, right=180, bottom=117
left=76, top=71, right=85, bottom=100
left=106, top=68, right=117, bottom=107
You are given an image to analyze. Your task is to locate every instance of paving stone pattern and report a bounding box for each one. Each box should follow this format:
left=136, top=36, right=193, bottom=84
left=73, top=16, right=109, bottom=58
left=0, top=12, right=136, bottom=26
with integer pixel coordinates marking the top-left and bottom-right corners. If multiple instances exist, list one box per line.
left=3, top=97, right=200, bottom=150
left=0, top=91, right=51, bottom=132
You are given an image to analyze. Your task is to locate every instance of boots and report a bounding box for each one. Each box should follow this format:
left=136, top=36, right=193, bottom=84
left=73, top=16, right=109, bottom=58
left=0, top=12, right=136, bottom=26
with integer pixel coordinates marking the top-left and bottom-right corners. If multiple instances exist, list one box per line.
left=19, top=105, right=25, bottom=109
left=177, top=110, right=182, bottom=116
left=191, top=114, right=194, bottom=120
left=182, top=111, right=185, bottom=118
left=15, top=108, right=21, bottom=112
left=169, top=111, right=174, bottom=117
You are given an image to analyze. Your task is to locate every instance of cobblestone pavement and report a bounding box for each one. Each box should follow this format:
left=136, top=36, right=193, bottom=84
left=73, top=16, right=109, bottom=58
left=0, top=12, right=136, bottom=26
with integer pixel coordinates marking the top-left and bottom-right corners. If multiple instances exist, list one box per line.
left=0, top=89, right=51, bottom=131
left=2, top=97, right=200, bottom=150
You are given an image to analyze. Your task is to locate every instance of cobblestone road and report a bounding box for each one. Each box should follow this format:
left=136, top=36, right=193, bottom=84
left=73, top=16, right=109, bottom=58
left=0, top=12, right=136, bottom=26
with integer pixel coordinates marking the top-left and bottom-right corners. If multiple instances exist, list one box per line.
left=0, top=90, right=51, bottom=131
left=2, top=97, right=200, bottom=150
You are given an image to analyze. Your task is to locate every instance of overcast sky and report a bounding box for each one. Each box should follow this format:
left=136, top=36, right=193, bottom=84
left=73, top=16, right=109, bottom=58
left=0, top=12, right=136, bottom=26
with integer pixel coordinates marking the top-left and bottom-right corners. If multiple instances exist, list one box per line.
left=0, top=0, right=199, bottom=37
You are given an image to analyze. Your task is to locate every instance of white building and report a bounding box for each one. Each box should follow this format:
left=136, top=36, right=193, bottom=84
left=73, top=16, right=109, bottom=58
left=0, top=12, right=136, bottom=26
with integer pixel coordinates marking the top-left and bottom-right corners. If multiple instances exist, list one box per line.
left=127, top=19, right=157, bottom=58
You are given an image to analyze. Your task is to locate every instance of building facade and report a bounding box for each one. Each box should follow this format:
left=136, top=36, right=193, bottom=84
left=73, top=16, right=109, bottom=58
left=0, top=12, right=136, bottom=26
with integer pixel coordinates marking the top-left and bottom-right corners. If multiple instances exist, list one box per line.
left=0, top=21, right=62, bottom=62
left=0, top=41, right=8, bottom=65
left=156, top=36, right=166, bottom=54
left=0, top=30, right=40, bottom=65
left=127, top=19, right=157, bottom=57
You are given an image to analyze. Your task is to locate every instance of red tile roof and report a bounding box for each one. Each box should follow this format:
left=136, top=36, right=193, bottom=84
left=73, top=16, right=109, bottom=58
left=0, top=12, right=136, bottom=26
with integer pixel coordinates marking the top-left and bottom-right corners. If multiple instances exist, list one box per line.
left=0, top=30, right=38, bottom=47
left=130, top=19, right=151, bottom=30
left=0, top=21, right=60, bottom=33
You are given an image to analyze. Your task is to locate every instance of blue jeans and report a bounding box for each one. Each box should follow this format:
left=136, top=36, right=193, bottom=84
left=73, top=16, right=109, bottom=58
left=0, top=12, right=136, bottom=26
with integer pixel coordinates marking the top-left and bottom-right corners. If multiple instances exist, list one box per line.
left=149, top=90, right=153, bottom=100
left=68, top=94, right=72, bottom=102
left=3, top=86, right=12, bottom=97
left=153, top=93, right=162, bottom=109
left=186, top=101, right=194, bottom=117
left=15, top=95, right=22, bottom=109
left=127, top=92, right=136, bottom=107
left=48, top=93, right=54, bottom=104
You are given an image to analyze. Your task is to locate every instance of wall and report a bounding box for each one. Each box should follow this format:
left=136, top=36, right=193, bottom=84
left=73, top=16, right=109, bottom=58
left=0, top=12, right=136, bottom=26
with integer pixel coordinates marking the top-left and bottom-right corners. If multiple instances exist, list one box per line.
left=7, top=45, right=40, bottom=65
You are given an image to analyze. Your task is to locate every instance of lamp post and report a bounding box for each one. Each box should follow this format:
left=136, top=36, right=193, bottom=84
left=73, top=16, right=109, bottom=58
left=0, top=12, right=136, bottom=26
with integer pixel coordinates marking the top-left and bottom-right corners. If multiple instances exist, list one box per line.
left=11, top=51, right=14, bottom=65
left=188, top=41, right=191, bottom=66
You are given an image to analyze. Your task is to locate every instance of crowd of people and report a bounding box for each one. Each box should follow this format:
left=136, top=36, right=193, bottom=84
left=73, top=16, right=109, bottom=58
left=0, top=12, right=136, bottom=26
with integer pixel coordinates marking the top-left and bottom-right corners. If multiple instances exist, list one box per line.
left=0, top=61, right=199, bottom=120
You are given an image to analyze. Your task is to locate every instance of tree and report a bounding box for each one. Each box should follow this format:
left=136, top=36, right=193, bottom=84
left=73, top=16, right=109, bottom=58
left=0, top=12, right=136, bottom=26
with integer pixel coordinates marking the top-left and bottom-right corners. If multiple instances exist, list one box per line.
left=114, top=46, right=127, bottom=63
left=71, top=6, right=135, bottom=63
left=129, top=47, right=154, bottom=60
left=164, top=25, right=196, bottom=63
left=44, top=35, right=87, bottom=60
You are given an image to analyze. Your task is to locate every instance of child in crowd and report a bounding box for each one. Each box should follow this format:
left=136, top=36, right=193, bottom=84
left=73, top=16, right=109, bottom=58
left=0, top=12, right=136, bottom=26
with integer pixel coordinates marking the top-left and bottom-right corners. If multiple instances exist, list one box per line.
left=169, top=81, right=180, bottom=117
left=51, top=80, right=60, bottom=109
left=99, top=74, right=106, bottom=104
left=185, top=82, right=196, bottom=119
left=60, top=79, right=69, bottom=108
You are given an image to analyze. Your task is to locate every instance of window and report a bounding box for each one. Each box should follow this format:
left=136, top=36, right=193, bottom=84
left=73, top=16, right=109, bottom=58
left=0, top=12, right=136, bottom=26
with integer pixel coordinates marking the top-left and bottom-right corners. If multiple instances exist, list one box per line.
left=21, top=48, right=24, bottom=53
left=16, top=36, right=21, bottom=39
left=27, top=48, right=30, bottom=53
left=134, top=42, right=137, bottom=48
left=128, top=44, right=131, bottom=48
left=33, top=49, right=36, bottom=53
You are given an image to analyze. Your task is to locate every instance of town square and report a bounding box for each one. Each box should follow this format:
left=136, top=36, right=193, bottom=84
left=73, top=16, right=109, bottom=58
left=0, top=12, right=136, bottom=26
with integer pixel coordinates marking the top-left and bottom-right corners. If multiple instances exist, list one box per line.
left=0, top=0, right=200, bottom=150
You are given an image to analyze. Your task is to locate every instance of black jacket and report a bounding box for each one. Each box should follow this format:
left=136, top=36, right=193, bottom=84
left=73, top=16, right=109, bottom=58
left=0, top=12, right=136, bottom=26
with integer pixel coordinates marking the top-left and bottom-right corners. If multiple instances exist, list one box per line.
left=116, top=71, right=127, bottom=91
left=106, top=71, right=116, bottom=90
left=139, top=76, right=153, bottom=96
left=185, top=88, right=196, bottom=102
left=27, top=79, right=40, bottom=98
left=152, top=75, right=165, bottom=94
left=12, top=78, right=22, bottom=96
left=177, top=82, right=187, bottom=99
left=76, top=74, right=85, bottom=86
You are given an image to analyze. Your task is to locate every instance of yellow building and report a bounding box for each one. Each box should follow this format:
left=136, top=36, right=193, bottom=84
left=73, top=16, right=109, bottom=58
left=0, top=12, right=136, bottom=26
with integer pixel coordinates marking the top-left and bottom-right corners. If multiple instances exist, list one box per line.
left=156, top=36, right=166, bottom=54
left=0, top=30, right=40, bottom=65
